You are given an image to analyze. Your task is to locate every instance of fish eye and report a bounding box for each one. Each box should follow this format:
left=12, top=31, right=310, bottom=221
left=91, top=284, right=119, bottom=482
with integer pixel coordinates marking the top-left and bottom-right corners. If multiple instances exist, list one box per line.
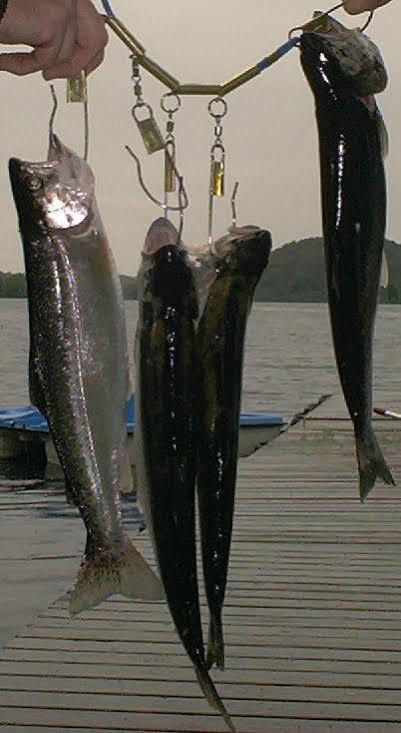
left=27, top=175, right=43, bottom=191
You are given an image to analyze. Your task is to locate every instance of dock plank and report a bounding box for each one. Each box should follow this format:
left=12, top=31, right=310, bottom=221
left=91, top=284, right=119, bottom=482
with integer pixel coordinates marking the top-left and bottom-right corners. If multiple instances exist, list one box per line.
left=2, top=424, right=401, bottom=731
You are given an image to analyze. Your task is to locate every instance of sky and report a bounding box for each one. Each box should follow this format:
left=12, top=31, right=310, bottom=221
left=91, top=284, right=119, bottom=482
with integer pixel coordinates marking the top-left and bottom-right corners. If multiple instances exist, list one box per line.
left=0, top=0, right=399, bottom=276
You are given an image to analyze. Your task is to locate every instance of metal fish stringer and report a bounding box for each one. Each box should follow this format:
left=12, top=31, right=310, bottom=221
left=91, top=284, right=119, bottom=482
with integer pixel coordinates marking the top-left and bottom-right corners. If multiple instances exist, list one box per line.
left=208, top=96, right=228, bottom=245
left=125, top=145, right=189, bottom=214
left=131, top=57, right=165, bottom=154
left=126, top=55, right=188, bottom=240
left=161, top=92, right=182, bottom=218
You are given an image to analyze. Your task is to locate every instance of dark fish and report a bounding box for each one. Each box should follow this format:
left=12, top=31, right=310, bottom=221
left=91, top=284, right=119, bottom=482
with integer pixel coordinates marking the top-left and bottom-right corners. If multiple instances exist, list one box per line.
left=9, top=135, right=164, bottom=614
left=135, top=218, right=235, bottom=732
left=197, top=227, right=271, bottom=670
left=300, top=17, right=394, bottom=500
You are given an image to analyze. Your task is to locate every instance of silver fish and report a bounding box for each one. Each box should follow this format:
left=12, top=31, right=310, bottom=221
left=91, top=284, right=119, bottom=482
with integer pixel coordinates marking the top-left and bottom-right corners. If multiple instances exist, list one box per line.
left=9, top=135, right=164, bottom=615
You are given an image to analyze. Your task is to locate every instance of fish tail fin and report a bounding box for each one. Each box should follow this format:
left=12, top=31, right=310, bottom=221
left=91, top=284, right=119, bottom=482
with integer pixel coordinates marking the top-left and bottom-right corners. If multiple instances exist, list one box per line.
left=206, top=613, right=225, bottom=671
left=68, top=535, right=164, bottom=616
left=356, top=431, right=395, bottom=502
left=195, top=665, right=236, bottom=733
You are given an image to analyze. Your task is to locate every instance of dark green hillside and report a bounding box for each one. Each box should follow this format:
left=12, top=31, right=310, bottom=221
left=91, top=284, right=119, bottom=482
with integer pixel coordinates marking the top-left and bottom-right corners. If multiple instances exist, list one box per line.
left=1, top=238, right=401, bottom=302
left=255, top=238, right=326, bottom=302
left=254, top=238, right=401, bottom=303
left=0, top=273, right=138, bottom=300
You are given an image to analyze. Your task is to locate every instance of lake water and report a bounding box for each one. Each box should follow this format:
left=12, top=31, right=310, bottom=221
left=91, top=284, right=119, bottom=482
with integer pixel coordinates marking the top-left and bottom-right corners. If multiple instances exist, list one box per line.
left=1, top=299, right=401, bottom=419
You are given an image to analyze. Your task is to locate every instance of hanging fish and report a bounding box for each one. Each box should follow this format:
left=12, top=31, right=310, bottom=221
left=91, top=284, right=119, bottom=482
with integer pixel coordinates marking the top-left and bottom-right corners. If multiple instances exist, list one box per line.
left=134, top=217, right=235, bottom=732
left=300, top=16, right=394, bottom=500
left=9, top=135, right=164, bottom=614
left=197, top=226, right=271, bottom=670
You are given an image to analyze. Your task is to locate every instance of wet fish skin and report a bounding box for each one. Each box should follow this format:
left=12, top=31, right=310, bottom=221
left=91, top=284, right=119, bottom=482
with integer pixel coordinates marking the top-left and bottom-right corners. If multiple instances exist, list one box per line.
left=9, top=135, right=163, bottom=614
left=303, top=13, right=387, bottom=97
left=300, top=27, right=394, bottom=500
left=135, top=218, right=235, bottom=733
left=197, top=229, right=271, bottom=671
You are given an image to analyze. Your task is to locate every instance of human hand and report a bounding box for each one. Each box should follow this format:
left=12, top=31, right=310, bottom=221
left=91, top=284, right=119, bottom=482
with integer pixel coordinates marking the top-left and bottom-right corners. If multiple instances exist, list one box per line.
left=0, top=0, right=108, bottom=78
left=344, top=0, right=395, bottom=14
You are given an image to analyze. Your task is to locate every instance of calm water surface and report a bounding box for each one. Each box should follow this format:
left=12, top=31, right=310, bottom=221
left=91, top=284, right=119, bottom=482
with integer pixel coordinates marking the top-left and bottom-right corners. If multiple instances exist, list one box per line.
left=1, top=299, right=401, bottom=419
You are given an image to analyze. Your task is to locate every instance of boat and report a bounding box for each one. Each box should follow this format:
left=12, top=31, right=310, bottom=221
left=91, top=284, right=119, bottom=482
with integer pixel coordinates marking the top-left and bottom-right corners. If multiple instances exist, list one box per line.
left=0, top=396, right=286, bottom=477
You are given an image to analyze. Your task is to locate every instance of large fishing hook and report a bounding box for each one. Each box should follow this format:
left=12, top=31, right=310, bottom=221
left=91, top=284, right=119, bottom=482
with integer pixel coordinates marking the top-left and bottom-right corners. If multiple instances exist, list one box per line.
left=231, top=181, right=239, bottom=228
left=49, top=84, right=58, bottom=142
left=125, top=145, right=189, bottom=214
left=49, top=82, right=89, bottom=161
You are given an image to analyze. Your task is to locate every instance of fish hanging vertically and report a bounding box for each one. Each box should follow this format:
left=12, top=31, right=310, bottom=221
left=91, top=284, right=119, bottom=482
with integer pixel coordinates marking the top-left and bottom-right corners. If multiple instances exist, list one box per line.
left=135, top=217, right=236, bottom=733
left=9, top=135, right=164, bottom=614
left=196, top=226, right=271, bottom=670
left=300, top=16, right=394, bottom=500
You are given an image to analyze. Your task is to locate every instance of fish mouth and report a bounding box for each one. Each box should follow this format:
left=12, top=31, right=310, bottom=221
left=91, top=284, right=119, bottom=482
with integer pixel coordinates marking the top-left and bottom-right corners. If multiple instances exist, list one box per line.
left=8, top=157, right=45, bottom=201
left=8, top=134, right=65, bottom=181
left=143, top=217, right=181, bottom=256
left=8, top=158, right=25, bottom=211
left=8, top=157, right=23, bottom=185
left=300, top=15, right=387, bottom=96
left=8, top=153, right=57, bottom=190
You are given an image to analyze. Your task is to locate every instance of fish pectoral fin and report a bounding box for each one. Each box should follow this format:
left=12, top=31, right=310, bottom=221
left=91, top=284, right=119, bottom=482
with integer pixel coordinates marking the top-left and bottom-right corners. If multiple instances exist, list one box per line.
left=68, top=536, right=164, bottom=616
left=356, top=431, right=395, bottom=502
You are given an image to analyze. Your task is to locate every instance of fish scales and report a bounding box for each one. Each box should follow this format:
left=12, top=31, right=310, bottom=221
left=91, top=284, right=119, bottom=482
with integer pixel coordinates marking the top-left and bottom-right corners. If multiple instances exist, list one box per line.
left=197, top=230, right=271, bottom=671
left=300, top=18, right=394, bottom=500
left=135, top=217, right=235, bottom=733
left=9, top=135, right=163, bottom=615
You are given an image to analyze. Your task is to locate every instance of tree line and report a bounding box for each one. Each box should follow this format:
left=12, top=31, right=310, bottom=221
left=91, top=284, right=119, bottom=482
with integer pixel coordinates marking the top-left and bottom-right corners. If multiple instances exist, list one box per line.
left=1, top=238, right=401, bottom=302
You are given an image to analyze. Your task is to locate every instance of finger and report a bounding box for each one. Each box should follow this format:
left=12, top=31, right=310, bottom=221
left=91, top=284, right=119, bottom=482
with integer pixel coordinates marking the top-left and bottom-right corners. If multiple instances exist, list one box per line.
left=42, top=44, right=97, bottom=80
left=49, top=20, right=77, bottom=67
left=85, top=49, right=105, bottom=76
left=76, top=5, right=108, bottom=61
left=43, top=25, right=107, bottom=81
left=0, top=43, right=63, bottom=75
left=42, top=45, right=105, bottom=81
left=344, top=0, right=391, bottom=14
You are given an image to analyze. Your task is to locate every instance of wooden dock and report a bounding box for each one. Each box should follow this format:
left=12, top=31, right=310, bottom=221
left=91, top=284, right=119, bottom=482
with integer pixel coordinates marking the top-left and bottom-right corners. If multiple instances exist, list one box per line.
left=1, top=400, right=401, bottom=732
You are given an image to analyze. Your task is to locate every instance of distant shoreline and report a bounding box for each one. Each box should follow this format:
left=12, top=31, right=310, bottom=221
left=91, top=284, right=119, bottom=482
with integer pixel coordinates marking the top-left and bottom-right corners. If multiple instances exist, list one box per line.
left=1, top=236, right=400, bottom=303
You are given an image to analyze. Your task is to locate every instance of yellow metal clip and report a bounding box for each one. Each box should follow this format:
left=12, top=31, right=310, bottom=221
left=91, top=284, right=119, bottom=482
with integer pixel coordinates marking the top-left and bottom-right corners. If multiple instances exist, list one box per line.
left=165, top=142, right=176, bottom=193
left=211, top=160, right=225, bottom=197
left=132, top=104, right=165, bottom=154
left=67, top=71, right=87, bottom=103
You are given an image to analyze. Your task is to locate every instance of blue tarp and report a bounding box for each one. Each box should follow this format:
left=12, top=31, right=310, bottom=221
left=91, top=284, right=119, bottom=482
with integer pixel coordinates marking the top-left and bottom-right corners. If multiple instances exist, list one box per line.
left=0, top=396, right=285, bottom=435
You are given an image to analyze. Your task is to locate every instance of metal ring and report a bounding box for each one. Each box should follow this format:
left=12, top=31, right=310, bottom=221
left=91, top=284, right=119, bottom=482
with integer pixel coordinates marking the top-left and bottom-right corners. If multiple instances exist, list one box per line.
left=161, top=92, right=181, bottom=114
left=288, top=25, right=304, bottom=39
left=208, top=96, right=228, bottom=119
left=131, top=102, right=154, bottom=122
left=210, top=142, right=225, bottom=161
